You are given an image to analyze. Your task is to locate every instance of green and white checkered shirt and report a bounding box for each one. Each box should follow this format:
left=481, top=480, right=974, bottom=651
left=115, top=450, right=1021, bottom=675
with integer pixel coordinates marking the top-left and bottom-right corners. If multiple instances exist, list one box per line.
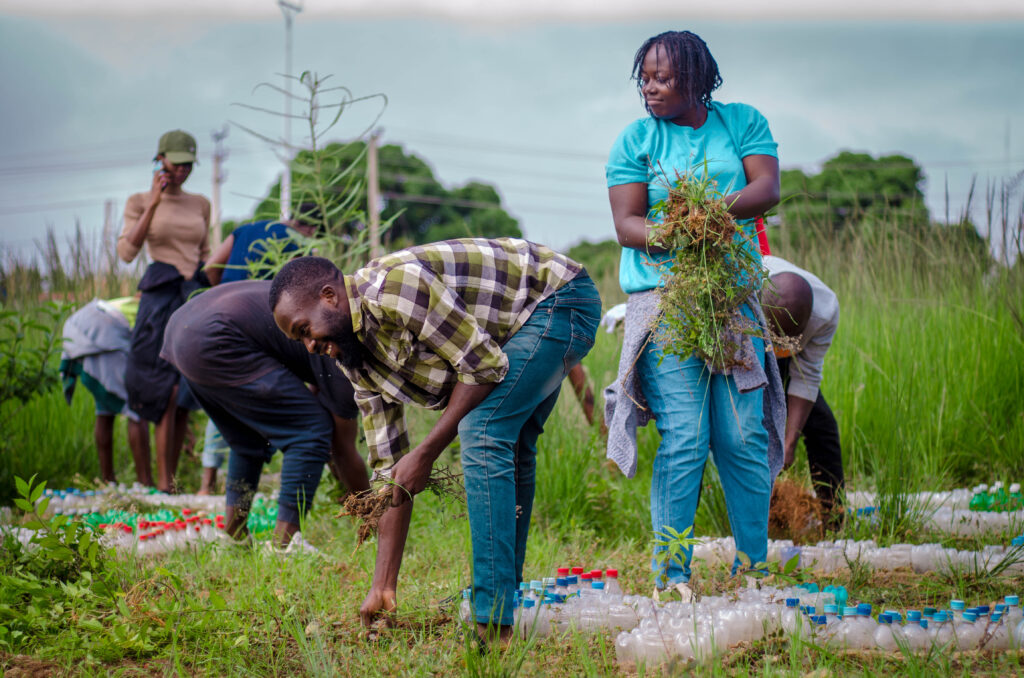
left=339, top=238, right=583, bottom=470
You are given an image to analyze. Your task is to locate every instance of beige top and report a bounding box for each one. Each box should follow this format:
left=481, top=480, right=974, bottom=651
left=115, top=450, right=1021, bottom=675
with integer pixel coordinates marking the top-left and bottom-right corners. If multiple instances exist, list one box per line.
left=118, top=191, right=211, bottom=278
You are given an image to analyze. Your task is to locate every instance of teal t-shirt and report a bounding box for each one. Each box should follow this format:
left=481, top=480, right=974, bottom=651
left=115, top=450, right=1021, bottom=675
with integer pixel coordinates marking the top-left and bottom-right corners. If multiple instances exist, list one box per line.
left=606, top=101, right=778, bottom=294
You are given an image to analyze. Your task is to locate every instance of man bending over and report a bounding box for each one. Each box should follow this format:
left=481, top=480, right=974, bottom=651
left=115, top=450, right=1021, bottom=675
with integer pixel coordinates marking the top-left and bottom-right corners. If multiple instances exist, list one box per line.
left=762, top=255, right=843, bottom=524
left=270, top=238, right=601, bottom=642
left=161, top=280, right=369, bottom=549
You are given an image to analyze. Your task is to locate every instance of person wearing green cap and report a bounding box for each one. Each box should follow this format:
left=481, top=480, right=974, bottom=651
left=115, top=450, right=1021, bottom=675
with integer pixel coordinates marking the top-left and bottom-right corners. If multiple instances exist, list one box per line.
left=117, top=129, right=211, bottom=493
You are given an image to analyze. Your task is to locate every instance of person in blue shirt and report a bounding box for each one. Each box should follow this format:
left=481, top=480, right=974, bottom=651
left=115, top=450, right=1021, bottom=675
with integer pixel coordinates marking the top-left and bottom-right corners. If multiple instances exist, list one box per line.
left=204, top=203, right=321, bottom=286
left=606, top=30, right=780, bottom=599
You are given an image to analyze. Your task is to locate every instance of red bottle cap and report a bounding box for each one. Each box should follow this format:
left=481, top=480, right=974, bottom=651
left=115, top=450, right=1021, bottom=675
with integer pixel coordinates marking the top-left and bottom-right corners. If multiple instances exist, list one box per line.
left=571, top=567, right=584, bottom=575
left=557, top=567, right=570, bottom=576
left=591, top=570, right=603, bottom=578
left=182, top=508, right=192, bottom=516
left=581, top=573, right=592, bottom=581
left=606, top=569, right=618, bottom=577
left=202, top=518, right=213, bottom=525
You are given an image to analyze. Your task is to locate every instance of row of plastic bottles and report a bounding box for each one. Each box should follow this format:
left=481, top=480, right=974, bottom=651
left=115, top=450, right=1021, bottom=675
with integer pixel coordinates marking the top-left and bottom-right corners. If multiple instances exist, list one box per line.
left=459, top=568, right=629, bottom=635
left=3, top=499, right=281, bottom=556
left=846, top=483, right=1024, bottom=514
left=40, top=484, right=230, bottom=515
left=693, top=537, right=1024, bottom=575
left=615, top=590, right=1024, bottom=668
left=924, top=505, right=1024, bottom=535
left=968, top=483, right=1024, bottom=512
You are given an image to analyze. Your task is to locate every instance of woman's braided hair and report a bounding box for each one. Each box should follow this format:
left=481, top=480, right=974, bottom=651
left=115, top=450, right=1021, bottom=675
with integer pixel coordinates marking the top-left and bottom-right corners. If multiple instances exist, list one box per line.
left=632, top=31, right=722, bottom=114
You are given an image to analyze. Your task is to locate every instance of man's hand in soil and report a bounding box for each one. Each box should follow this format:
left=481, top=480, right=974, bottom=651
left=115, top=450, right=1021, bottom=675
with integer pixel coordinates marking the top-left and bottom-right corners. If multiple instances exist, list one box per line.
left=359, top=588, right=397, bottom=627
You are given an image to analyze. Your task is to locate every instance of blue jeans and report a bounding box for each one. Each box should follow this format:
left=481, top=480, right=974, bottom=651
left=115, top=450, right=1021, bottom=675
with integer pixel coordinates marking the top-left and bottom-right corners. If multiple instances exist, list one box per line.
left=638, top=325, right=770, bottom=585
left=201, top=419, right=229, bottom=469
left=188, top=368, right=333, bottom=526
left=460, top=273, right=601, bottom=626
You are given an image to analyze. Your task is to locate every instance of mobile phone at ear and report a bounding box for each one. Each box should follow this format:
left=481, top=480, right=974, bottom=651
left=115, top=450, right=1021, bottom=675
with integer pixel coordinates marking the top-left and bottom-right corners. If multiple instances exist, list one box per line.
left=153, top=160, right=164, bottom=174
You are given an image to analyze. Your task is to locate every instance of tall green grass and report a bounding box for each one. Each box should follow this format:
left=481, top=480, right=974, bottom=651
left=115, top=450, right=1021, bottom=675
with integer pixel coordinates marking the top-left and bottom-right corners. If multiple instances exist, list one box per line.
left=0, top=389, right=136, bottom=501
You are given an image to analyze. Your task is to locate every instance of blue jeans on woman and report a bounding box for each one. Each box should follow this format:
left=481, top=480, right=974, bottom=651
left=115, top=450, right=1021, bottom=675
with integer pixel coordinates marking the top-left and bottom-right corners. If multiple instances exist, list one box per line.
left=638, top=328, right=770, bottom=586
left=459, top=272, right=601, bottom=626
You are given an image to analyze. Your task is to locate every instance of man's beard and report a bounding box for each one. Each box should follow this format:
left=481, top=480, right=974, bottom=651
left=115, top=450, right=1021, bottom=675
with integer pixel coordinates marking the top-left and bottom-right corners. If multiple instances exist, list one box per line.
left=324, top=314, right=368, bottom=369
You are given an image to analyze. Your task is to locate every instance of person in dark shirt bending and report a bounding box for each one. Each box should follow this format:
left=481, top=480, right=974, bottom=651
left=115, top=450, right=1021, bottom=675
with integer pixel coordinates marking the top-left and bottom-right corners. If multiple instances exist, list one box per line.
left=161, top=280, right=369, bottom=549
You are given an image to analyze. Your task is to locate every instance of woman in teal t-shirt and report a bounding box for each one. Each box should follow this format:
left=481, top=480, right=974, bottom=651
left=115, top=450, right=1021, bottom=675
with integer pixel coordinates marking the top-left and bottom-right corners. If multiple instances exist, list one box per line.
left=606, top=30, right=780, bottom=596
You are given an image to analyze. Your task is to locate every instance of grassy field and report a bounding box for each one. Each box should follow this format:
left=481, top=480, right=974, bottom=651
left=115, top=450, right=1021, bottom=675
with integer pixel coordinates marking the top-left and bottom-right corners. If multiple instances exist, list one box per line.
left=2, top=221, right=1024, bottom=675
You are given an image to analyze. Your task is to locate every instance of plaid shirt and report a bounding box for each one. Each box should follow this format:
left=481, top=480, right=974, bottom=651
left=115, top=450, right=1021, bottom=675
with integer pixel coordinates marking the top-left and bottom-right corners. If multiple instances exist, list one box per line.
left=338, top=238, right=583, bottom=470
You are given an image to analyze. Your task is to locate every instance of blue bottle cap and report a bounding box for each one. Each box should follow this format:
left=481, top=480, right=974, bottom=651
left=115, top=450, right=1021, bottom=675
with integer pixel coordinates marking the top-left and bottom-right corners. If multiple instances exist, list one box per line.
left=933, top=612, right=947, bottom=622
left=810, top=615, right=826, bottom=625
left=824, top=605, right=838, bottom=614
left=950, top=599, right=966, bottom=611
left=963, top=612, right=978, bottom=623
left=556, top=578, right=567, bottom=587
left=1006, top=595, right=1020, bottom=606
left=920, top=619, right=929, bottom=630
left=879, top=614, right=891, bottom=624
left=843, top=606, right=858, bottom=617
left=567, top=575, right=578, bottom=585
left=523, top=599, right=535, bottom=608
left=786, top=598, right=799, bottom=607
left=995, top=604, right=1007, bottom=612
left=992, top=612, right=1003, bottom=622
left=857, top=603, right=872, bottom=615
left=592, top=581, right=605, bottom=590
left=1012, top=536, right=1024, bottom=546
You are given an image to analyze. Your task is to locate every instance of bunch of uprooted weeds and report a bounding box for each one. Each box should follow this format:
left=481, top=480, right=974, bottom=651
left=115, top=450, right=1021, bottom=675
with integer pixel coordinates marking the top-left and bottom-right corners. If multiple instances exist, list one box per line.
left=648, top=167, right=790, bottom=370
left=338, top=465, right=465, bottom=546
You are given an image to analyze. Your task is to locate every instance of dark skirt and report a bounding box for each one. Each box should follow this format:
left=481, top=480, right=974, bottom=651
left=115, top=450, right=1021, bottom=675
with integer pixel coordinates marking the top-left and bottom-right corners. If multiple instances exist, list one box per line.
left=125, top=261, right=206, bottom=421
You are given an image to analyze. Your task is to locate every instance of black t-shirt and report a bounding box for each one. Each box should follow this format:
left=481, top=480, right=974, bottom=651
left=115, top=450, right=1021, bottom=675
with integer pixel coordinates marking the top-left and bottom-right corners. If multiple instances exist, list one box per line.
left=161, top=280, right=356, bottom=418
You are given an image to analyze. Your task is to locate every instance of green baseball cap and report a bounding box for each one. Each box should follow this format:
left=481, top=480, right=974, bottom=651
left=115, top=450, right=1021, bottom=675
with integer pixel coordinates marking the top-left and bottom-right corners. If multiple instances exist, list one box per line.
left=155, top=130, right=198, bottom=164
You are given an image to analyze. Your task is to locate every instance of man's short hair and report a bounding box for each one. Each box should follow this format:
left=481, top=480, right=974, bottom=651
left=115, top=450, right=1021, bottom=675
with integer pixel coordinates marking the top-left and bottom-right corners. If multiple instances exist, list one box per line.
left=763, top=272, right=813, bottom=337
left=269, top=256, right=341, bottom=312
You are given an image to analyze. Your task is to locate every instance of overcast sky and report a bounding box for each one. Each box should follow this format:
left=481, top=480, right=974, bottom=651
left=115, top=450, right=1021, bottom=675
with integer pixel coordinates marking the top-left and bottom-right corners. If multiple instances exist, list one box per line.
left=1, top=2, right=1022, bottom=261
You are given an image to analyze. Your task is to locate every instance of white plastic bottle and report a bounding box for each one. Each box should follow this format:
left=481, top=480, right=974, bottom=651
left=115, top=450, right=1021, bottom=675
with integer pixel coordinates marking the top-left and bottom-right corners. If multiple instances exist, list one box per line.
left=1013, top=617, right=1024, bottom=649
left=517, top=599, right=537, bottom=639
left=459, top=589, right=472, bottom=622
left=605, top=568, right=623, bottom=596
left=1004, top=595, right=1022, bottom=630
left=988, top=612, right=1011, bottom=650
left=781, top=598, right=800, bottom=634
left=950, top=599, right=966, bottom=623
left=615, top=630, right=638, bottom=667
left=873, top=614, right=898, bottom=651
left=903, top=611, right=929, bottom=652
left=955, top=611, right=983, bottom=650
left=931, top=612, right=955, bottom=649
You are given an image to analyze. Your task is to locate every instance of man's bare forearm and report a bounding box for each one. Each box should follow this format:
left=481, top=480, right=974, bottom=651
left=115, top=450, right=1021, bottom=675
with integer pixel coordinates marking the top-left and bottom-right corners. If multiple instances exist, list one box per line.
left=370, top=501, right=413, bottom=591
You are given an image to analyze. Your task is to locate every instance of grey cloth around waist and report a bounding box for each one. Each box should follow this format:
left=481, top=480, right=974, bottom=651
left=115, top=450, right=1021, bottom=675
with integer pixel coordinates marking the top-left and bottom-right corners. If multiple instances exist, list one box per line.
left=603, top=289, right=786, bottom=481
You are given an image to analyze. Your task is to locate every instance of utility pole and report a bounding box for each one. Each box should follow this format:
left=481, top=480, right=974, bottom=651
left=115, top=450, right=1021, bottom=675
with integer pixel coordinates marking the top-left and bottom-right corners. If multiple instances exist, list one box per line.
left=102, top=198, right=116, bottom=269
left=211, top=125, right=229, bottom=247
left=367, top=130, right=382, bottom=258
left=279, top=0, right=303, bottom=222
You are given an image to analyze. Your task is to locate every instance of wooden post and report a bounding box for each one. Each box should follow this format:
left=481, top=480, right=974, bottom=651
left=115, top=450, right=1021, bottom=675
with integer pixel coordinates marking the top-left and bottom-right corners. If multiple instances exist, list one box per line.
left=368, top=131, right=382, bottom=258
left=210, top=125, right=228, bottom=247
